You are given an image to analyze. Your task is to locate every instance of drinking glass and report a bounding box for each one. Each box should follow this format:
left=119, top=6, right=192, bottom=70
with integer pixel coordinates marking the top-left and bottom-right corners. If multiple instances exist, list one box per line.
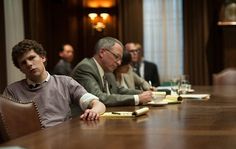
left=170, top=75, right=181, bottom=95
left=179, top=75, right=191, bottom=94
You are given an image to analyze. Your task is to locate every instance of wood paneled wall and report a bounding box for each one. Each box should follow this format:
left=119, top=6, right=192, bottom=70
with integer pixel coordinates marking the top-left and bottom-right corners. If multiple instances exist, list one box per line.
left=222, top=26, right=236, bottom=68
left=22, top=0, right=144, bottom=73
left=119, top=0, right=143, bottom=45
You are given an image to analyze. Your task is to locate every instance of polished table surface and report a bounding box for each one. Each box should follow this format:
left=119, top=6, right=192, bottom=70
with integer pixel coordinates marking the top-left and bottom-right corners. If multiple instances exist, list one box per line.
left=1, top=86, right=236, bottom=149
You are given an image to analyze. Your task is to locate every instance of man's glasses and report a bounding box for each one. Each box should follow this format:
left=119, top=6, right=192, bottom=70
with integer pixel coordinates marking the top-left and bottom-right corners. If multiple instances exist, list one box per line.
left=104, top=49, right=122, bottom=61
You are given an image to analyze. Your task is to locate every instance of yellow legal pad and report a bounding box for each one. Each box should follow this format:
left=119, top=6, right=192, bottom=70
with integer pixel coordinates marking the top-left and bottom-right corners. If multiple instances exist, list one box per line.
left=162, top=95, right=183, bottom=104
left=101, top=107, right=149, bottom=118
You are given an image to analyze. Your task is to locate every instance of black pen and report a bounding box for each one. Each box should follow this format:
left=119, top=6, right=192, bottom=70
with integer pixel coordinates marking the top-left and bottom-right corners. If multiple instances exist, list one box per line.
left=112, top=112, right=121, bottom=115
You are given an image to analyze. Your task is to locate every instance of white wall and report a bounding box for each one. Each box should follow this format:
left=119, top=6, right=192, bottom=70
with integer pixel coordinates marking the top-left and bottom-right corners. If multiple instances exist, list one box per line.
left=4, top=0, right=25, bottom=85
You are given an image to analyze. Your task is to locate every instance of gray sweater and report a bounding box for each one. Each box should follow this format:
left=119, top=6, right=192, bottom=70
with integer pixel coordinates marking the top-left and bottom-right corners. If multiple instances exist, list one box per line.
left=3, top=75, right=96, bottom=127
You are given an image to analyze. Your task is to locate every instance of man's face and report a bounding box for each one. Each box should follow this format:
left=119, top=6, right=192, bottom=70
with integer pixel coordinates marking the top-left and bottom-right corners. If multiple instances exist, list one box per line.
left=18, top=50, right=46, bottom=81
left=126, top=43, right=140, bottom=63
left=60, top=45, right=74, bottom=62
left=100, top=43, right=123, bottom=72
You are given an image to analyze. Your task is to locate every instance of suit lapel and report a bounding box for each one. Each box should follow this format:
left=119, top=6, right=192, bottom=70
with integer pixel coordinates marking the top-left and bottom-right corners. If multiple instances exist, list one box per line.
left=90, top=58, right=105, bottom=91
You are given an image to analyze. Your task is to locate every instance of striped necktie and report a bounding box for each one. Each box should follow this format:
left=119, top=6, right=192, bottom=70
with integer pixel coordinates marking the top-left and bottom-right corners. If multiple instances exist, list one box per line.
left=103, top=75, right=110, bottom=95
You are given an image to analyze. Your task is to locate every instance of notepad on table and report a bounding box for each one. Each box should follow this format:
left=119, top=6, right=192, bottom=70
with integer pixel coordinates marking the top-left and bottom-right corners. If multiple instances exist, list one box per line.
left=146, top=100, right=168, bottom=106
left=101, top=107, right=149, bottom=118
left=162, top=95, right=183, bottom=104
left=152, top=91, right=166, bottom=96
left=180, top=94, right=210, bottom=100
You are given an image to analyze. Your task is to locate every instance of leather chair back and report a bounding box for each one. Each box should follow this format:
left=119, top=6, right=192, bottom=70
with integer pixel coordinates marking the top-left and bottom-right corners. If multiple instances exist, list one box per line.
left=0, top=95, right=42, bottom=142
left=213, top=68, right=236, bottom=85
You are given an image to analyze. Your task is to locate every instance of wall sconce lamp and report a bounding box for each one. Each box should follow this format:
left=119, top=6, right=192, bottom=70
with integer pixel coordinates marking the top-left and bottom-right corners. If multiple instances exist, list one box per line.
left=218, top=1, right=236, bottom=26
left=88, top=13, right=110, bottom=32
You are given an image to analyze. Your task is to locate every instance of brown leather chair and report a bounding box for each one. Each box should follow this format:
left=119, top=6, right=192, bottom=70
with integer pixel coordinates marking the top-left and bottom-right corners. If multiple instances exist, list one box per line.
left=0, top=95, right=43, bottom=142
left=213, top=68, right=236, bottom=85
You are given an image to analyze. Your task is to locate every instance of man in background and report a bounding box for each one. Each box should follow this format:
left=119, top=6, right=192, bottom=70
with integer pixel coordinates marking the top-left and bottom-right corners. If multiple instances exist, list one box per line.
left=53, top=44, right=74, bottom=75
left=125, top=42, right=160, bottom=87
left=71, top=37, right=152, bottom=107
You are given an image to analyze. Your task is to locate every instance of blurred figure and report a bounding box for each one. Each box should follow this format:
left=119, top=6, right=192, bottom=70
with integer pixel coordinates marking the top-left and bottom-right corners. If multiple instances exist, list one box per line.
left=125, top=42, right=160, bottom=87
left=53, top=44, right=74, bottom=75
left=114, top=51, right=152, bottom=91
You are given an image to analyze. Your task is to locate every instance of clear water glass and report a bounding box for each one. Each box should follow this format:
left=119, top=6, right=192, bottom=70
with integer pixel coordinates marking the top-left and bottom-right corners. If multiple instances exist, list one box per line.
left=179, top=75, right=190, bottom=94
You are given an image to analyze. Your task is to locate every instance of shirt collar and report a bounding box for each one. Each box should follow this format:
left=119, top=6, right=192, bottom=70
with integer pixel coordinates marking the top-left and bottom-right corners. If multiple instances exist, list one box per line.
left=27, top=71, right=50, bottom=86
left=93, top=57, right=104, bottom=79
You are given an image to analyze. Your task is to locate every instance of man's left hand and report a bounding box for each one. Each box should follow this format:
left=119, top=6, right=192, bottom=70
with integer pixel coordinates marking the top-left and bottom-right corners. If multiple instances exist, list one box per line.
left=80, top=109, right=100, bottom=121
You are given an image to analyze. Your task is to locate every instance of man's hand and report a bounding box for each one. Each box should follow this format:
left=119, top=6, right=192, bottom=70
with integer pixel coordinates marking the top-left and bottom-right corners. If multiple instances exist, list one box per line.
left=80, top=109, right=100, bottom=121
left=149, top=86, right=157, bottom=91
left=138, top=91, right=153, bottom=104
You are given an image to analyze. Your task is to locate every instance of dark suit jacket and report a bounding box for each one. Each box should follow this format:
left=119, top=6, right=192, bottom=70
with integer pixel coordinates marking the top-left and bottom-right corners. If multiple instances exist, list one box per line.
left=143, top=60, right=160, bottom=87
left=53, top=59, right=72, bottom=76
left=71, top=58, right=141, bottom=106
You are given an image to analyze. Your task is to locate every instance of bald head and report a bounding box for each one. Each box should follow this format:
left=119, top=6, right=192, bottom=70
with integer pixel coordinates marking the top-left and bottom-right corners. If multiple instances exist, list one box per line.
left=60, top=44, right=74, bottom=62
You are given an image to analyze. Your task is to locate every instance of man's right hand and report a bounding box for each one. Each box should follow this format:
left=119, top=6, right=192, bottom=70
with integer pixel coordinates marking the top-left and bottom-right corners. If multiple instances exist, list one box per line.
left=138, top=91, right=153, bottom=104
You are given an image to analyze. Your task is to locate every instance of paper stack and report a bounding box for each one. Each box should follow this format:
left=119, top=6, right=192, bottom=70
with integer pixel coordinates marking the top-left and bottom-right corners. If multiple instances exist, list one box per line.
left=101, top=107, right=149, bottom=118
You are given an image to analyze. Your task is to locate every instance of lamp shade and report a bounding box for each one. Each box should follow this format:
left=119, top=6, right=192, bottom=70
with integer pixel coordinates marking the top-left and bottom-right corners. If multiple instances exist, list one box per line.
left=218, top=1, right=236, bottom=25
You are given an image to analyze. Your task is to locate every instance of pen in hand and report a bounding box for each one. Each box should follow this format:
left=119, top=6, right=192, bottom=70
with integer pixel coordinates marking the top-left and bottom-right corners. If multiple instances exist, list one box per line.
left=149, top=81, right=156, bottom=91
left=148, top=81, right=152, bottom=86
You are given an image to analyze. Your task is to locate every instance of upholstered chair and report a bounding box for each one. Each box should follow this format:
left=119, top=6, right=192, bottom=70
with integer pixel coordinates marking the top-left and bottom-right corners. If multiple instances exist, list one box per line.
left=213, top=68, right=236, bottom=85
left=0, top=95, right=43, bottom=142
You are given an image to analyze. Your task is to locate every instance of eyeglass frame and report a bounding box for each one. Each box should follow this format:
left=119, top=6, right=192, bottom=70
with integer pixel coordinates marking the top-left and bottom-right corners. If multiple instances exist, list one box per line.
left=104, top=49, right=122, bottom=61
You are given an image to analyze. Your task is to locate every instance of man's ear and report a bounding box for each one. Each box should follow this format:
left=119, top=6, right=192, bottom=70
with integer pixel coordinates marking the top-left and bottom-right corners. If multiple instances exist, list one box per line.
left=41, top=56, right=46, bottom=63
left=99, top=49, right=106, bottom=58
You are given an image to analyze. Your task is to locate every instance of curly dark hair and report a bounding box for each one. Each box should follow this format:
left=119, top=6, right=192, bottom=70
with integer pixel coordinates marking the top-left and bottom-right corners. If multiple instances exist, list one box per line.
left=12, top=39, right=47, bottom=68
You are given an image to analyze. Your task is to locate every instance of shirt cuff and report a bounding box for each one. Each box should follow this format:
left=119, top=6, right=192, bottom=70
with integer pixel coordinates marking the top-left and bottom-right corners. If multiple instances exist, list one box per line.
left=80, top=93, right=99, bottom=111
left=134, top=95, right=139, bottom=105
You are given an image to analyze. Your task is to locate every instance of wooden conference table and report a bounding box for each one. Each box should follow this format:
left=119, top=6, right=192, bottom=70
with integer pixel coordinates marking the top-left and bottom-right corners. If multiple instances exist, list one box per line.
left=1, top=86, right=236, bottom=149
